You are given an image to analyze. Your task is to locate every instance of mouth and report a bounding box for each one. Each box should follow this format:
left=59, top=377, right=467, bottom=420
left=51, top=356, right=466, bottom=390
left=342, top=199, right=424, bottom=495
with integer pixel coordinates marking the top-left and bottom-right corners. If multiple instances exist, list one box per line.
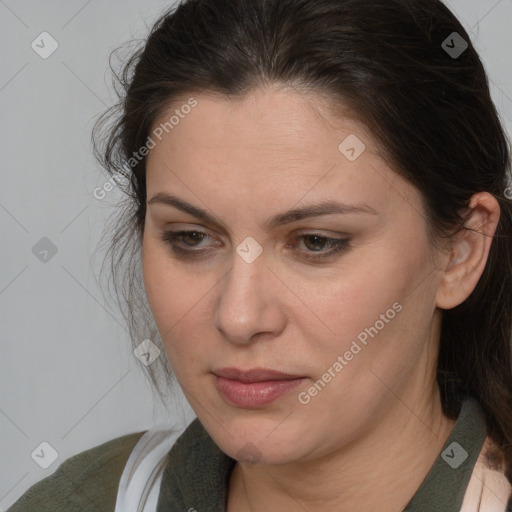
left=213, top=367, right=307, bottom=408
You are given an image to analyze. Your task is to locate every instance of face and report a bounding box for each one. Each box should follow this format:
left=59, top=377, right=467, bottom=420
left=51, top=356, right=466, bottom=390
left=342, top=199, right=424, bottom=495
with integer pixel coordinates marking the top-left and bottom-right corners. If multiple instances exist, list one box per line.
left=142, top=87, right=447, bottom=465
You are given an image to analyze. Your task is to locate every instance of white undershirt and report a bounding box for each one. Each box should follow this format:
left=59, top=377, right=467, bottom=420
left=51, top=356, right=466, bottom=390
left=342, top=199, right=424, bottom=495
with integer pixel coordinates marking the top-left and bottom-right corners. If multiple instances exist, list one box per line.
left=113, top=426, right=183, bottom=512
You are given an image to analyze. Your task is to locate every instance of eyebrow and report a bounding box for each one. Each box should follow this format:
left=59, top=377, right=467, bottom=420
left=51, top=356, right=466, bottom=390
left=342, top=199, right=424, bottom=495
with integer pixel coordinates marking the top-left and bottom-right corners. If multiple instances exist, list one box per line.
left=147, top=193, right=378, bottom=231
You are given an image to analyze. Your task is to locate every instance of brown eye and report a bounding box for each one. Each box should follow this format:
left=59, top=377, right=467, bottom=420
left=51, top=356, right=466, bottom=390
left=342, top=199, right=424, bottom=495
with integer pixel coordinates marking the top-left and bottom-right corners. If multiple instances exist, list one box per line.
left=177, top=231, right=208, bottom=247
left=294, top=233, right=351, bottom=260
left=302, top=234, right=331, bottom=252
left=160, top=230, right=214, bottom=257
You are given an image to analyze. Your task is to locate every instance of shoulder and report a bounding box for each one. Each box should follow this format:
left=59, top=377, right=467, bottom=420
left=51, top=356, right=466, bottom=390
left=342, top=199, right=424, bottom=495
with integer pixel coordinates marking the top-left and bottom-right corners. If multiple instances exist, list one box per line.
left=461, top=436, right=512, bottom=511
left=6, top=430, right=147, bottom=512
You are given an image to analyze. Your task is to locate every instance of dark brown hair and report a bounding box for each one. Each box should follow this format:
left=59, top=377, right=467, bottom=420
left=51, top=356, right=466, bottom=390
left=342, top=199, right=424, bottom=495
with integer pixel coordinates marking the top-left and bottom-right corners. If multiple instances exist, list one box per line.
left=92, top=0, right=512, bottom=477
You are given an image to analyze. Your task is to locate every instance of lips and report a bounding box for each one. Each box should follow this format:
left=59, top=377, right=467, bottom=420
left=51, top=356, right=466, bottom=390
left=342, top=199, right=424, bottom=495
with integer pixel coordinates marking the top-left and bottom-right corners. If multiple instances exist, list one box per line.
left=213, top=367, right=304, bottom=382
left=213, top=367, right=306, bottom=408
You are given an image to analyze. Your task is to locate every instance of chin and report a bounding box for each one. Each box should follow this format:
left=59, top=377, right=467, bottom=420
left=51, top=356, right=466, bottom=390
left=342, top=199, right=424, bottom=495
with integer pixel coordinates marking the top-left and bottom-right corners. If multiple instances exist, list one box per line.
left=207, top=420, right=310, bottom=465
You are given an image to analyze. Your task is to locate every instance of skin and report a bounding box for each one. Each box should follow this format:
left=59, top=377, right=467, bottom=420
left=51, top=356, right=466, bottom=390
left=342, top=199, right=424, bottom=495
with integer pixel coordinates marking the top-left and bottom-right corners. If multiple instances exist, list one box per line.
left=141, top=86, right=500, bottom=511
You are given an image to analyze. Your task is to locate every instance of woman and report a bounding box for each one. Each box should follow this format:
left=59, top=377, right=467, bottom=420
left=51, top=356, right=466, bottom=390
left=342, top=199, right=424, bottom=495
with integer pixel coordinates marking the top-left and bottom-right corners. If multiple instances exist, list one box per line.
left=8, top=0, right=512, bottom=510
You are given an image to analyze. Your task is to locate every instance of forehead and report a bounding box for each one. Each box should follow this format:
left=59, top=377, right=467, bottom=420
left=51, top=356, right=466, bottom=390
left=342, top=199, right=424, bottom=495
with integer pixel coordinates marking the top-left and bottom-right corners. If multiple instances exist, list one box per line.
left=144, top=88, right=423, bottom=222
left=146, top=88, right=373, bottom=181
left=149, top=86, right=370, bottom=155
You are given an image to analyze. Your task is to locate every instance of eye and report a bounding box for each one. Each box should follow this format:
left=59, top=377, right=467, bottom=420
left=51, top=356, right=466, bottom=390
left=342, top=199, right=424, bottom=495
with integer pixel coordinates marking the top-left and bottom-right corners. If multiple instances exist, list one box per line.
left=290, top=233, right=351, bottom=260
left=159, top=230, right=351, bottom=261
left=159, top=230, right=214, bottom=255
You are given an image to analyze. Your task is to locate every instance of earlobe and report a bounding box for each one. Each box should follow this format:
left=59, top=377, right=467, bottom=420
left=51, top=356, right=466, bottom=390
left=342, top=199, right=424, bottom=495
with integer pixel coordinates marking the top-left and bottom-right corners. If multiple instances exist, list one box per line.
left=435, top=192, right=500, bottom=310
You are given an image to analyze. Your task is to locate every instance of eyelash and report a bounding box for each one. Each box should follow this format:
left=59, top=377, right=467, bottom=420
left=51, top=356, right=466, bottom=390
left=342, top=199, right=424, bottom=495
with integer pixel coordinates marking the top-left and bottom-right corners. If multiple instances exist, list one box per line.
left=159, top=230, right=351, bottom=261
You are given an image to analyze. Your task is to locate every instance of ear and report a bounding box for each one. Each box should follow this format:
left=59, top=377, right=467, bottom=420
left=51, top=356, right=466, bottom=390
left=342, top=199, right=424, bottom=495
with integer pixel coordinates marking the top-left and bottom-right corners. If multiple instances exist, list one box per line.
left=435, top=192, right=501, bottom=310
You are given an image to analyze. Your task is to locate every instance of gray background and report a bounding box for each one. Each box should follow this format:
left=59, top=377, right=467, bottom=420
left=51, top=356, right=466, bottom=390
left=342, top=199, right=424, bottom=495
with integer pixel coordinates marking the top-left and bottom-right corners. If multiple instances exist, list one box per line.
left=1, top=0, right=511, bottom=509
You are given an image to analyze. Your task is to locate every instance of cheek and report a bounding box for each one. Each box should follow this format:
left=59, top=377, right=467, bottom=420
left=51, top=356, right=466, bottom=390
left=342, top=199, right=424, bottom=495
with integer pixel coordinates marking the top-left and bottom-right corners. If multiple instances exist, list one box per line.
left=298, top=244, right=430, bottom=374
left=141, top=235, right=215, bottom=369
left=298, top=259, right=400, bottom=339
left=142, top=236, right=187, bottom=340
left=142, top=236, right=169, bottom=324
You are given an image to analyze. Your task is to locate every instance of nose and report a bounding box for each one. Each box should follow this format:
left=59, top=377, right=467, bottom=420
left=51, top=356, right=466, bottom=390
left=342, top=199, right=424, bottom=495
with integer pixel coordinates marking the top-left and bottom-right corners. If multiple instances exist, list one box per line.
left=212, top=245, right=287, bottom=345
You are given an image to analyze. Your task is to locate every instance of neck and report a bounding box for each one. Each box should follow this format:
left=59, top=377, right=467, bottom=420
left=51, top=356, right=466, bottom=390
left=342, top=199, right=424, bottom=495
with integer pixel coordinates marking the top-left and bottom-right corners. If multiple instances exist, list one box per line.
left=227, top=382, right=456, bottom=512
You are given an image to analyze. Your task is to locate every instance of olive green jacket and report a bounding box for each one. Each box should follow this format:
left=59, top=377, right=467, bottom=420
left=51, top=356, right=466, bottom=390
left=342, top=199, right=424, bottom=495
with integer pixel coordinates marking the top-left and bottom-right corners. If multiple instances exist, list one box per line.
left=6, top=396, right=512, bottom=511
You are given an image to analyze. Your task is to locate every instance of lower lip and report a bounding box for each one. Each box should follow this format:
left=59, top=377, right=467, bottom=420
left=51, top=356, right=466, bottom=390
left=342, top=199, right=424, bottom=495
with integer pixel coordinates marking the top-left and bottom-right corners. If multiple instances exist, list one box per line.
left=215, top=376, right=305, bottom=408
